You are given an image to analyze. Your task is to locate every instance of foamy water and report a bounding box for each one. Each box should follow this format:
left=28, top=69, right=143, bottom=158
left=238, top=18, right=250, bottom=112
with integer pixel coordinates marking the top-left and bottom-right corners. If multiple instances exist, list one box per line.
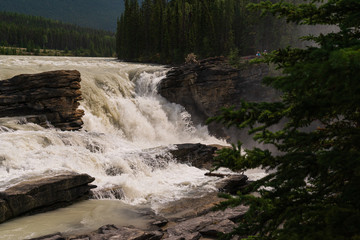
left=0, top=56, right=264, bottom=239
left=0, top=56, right=226, bottom=205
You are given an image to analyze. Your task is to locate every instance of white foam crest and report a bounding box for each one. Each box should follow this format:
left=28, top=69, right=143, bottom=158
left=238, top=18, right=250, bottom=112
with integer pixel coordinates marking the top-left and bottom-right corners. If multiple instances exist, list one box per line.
left=0, top=56, right=226, bottom=207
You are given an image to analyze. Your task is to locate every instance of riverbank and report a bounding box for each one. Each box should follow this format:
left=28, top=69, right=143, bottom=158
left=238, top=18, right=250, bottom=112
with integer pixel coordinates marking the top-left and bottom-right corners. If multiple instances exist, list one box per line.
left=0, top=56, right=267, bottom=239
left=28, top=174, right=250, bottom=240
left=0, top=47, right=115, bottom=57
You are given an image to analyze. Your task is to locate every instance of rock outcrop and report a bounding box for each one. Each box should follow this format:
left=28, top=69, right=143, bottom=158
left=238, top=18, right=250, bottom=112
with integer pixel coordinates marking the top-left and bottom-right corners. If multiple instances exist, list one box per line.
left=169, top=143, right=218, bottom=170
left=0, top=70, right=84, bottom=131
left=158, top=57, right=279, bottom=140
left=30, top=225, right=163, bottom=240
left=0, top=173, right=96, bottom=223
left=163, top=205, right=248, bottom=239
left=32, top=203, right=248, bottom=240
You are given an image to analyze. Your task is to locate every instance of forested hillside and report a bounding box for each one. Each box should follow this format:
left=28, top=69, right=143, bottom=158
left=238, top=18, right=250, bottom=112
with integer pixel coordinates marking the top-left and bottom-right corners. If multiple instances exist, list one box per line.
left=0, top=12, right=116, bottom=57
left=116, top=0, right=300, bottom=63
left=0, top=0, right=124, bottom=31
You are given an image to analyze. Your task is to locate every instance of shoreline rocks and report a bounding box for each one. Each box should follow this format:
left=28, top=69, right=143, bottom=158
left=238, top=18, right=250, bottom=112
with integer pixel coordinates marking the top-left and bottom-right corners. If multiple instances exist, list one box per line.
left=0, top=173, right=96, bottom=223
left=27, top=144, right=251, bottom=240
left=0, top=70, right=84, bottom=131
left=31, top=193, right=248, bottom=240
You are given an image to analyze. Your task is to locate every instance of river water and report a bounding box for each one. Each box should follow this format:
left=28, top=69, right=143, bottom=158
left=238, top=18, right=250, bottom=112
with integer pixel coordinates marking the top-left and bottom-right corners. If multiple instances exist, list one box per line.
left=0, top=56, right=263, bottom=239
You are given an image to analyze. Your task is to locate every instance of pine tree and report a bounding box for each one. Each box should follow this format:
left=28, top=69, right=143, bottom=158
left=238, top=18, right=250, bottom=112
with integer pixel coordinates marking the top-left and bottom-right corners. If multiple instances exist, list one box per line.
left=208, top=0, right=360, bottom=239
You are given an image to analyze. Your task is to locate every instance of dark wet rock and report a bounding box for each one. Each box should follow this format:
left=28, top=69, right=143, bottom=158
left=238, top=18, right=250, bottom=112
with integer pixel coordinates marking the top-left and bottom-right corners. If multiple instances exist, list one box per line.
left=158, top=57, right=280, bottom=146
left=163, top=232, right=201, bottom=240
left=105, top=166, right=124, bottom=176
left=0, top=70, right=84, bottom=131
left=170, top=143, right=218, bottom=170
left=217, top=174, right=249, bottom=194
left=199, top=219, right=237, bottom=237
left=152, top=217, right=169, bottom=228
left=67, top=224, right=163, bottom=240
left=0, top=173, right=96, bottom=223
left=158, top=192, right=224, bottom=221
left=0, top=199, right=11, bottom=224
left=33, top=188, right=249, bottom=240
left=164, top=205, right=248, bottom=240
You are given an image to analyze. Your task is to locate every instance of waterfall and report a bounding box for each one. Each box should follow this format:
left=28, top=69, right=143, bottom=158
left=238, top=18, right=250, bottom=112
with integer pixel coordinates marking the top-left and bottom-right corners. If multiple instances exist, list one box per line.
left=0, top=56, right=226, bottom=208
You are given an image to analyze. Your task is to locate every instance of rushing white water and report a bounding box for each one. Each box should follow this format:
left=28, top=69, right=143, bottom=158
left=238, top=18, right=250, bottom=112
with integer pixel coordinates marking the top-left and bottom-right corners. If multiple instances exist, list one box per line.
left=0, top=56, right=266, bottom=239
left=0, top=56, right=228, bottom=206
left=0, top=56, right=230, bottom=239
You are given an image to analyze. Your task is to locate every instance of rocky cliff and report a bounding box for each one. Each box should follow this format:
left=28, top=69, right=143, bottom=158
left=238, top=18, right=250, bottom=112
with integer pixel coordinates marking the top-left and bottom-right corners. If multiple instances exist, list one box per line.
left=0, top=70, right=84, bottom=131
left=158, top=57, right=280, bottom=141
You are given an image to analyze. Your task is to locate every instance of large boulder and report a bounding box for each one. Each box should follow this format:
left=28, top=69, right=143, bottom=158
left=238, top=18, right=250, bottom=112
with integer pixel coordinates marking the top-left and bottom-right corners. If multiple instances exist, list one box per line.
left=163, top=205, right=248, bottom=239
left=0, top=173, right=96, bottom=223
left=158, top=57, right=279, bottom=142
left=169, top=143, right=218, bottom=170
left=0, top=70, right=84, bottom=131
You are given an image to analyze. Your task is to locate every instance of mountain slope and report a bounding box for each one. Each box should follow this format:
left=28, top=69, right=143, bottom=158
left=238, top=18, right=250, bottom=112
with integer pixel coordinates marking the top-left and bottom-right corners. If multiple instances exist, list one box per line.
left=0, top=12, right=116, bottom=57
left=0, top=0, right=123, bottom=31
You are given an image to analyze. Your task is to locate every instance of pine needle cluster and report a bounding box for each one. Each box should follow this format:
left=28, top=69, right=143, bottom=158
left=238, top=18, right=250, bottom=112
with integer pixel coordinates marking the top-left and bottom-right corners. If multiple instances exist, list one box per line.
left=208, top=0, right=360, bottom=239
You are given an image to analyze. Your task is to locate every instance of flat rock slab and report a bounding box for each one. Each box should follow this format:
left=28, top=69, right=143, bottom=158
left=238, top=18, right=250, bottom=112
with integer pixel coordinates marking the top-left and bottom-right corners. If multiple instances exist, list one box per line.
left=164, top=205, right=248, bottom=239
left=0, top=173, right=96, bottom=223
left=31, top=224, right=163, bottom=240
left=0, top=70, right=84, bottom=130
left=32, top=204, right=247, bottom=240
left=158, top=192, right=225, bottom=221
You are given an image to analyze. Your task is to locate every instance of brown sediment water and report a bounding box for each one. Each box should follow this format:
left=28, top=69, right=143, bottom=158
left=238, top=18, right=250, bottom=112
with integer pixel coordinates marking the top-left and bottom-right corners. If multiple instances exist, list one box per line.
left=0, top=56, right=265, bottom=239
left=0, top=200, right=152, bottom=240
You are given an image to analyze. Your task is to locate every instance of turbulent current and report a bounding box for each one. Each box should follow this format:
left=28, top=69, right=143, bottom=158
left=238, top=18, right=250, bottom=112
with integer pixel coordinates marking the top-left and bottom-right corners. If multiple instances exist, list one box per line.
left=0, top=56, right=229, bottom=239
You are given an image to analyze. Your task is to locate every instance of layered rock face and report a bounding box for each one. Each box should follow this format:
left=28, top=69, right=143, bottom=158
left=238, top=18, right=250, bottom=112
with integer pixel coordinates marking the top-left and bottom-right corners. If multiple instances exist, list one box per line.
left=0, top=70, right=84, bottom=130
left=158, top=57, right=279, bottom=139
left=0, top=173, right=96, bottom=223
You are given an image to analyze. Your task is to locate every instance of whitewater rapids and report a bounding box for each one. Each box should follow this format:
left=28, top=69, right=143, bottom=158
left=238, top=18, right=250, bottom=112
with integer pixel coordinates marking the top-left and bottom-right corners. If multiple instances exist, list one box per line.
left=0, top=56, right=266, bottom=239
left=0, top=56, right=229, bottom=206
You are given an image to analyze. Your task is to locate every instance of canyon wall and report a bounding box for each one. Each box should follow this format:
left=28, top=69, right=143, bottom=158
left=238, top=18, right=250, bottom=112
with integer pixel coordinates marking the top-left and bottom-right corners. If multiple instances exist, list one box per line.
left=158, top=57, right=280, bottom=144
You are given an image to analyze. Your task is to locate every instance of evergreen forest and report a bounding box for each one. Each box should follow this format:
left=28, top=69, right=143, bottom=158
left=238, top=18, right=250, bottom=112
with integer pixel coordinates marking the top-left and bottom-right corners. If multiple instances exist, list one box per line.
left=208, top=0, right=360, bottom=239
left=0, top=0, right=126, bottom=32
left=116, top=0, right=301, bottom=63
left=0, top=11, right=116, bottom=57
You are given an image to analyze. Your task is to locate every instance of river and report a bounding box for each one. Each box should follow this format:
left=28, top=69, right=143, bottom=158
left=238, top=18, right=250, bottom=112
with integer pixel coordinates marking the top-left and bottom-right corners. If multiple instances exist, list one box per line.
left=0, top=56, right=263, bottom=239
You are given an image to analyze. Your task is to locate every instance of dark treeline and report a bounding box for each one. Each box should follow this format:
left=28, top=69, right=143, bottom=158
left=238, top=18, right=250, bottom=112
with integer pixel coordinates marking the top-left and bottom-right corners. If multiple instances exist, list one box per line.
left=0, top=11, right=116, bottom=57
left=116, top=0, right=298, bottom=63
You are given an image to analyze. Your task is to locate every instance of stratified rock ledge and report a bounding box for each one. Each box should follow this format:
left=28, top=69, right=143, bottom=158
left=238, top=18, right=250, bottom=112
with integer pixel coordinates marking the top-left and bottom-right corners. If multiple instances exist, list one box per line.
left=158, top=56, right=278, bottom=139
left=0, top=173, right=96, bottom=223
left=0, top=70, right=84, bottom=131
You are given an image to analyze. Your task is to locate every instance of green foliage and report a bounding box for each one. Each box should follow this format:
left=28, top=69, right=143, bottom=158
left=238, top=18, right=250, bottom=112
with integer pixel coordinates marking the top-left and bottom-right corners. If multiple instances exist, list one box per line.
left=0, top=11, right=116, bottom=57
left=208, top=0, right=360, bottom=239
left=0, top=0, right=127, bottom=32
left=116, top=0, right=298, bottom=64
